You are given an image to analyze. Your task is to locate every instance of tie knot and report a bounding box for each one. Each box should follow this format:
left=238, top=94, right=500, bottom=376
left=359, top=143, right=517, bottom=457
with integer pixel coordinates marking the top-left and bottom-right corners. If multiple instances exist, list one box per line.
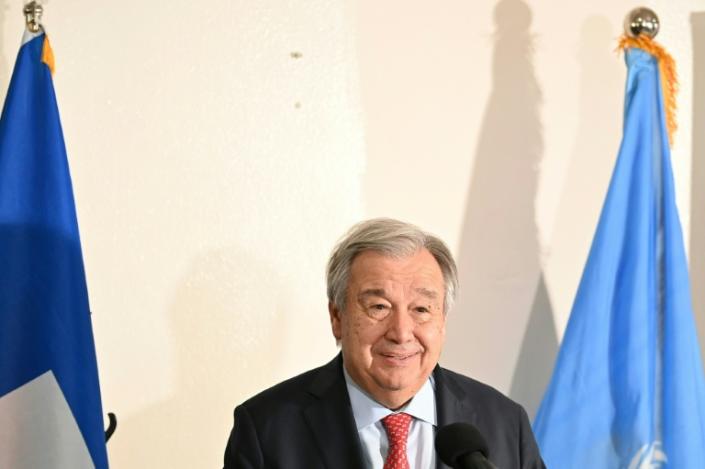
left=382, top=412, right=412, bottom=446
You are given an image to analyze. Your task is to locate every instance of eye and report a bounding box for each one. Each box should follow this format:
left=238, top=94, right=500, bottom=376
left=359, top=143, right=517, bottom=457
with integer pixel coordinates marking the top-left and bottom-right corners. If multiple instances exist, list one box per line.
left=414, top=306, right=430, bottom=313
left=365, top=302, right=391, bottom=319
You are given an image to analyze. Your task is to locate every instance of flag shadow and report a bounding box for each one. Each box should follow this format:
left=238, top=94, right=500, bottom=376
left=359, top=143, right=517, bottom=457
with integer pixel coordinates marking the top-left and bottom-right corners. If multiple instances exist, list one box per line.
left=106, top=247, right=289, bottom=469
left=523, top=16, right=622, bottom=418
left=442, top=0, right=556, bottom=412
left=508, top=274, right=557, bottom=420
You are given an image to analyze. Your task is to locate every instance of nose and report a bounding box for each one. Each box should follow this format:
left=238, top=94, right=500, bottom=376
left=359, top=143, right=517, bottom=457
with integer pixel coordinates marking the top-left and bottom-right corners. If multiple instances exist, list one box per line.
left=384, top=309, right=415, bottom=344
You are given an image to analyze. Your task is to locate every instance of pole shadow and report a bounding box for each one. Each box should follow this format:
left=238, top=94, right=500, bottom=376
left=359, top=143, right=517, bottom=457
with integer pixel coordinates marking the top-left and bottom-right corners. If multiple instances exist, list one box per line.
left=690, top=12, right=705, bottom=363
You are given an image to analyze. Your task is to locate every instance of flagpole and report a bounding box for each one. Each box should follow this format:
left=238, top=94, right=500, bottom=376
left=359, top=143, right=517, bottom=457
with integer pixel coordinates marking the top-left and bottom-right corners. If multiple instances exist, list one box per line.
left=19, top=0, right=120, bottom=446
left=624, top=6, right=669, bottom=465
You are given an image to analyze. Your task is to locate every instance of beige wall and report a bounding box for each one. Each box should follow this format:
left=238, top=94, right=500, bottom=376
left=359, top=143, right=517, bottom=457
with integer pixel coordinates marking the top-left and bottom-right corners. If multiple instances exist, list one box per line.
left=1, top=0, right=704, bottom=467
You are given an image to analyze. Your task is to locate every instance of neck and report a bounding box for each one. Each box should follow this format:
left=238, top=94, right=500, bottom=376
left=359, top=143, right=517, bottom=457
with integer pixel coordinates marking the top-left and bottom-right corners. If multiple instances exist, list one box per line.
left=377, top=391, right=415, bottom=410
left=342, top=366, right=423, bottom=410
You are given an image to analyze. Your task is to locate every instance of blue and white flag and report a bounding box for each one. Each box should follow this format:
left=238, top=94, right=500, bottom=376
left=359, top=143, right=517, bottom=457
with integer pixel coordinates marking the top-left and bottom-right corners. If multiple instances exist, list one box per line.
left=533, top=42, right=705, bottom=468
left=0, top=31, right=108, bottom=468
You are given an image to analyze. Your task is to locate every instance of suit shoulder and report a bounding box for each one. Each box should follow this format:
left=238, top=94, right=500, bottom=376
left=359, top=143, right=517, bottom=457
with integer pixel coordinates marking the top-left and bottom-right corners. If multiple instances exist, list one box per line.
left=436, top=367, right=546, bottom=468
left=238, top=364, right=323, bottom=413
left=438, top=367, right=523, bottom=412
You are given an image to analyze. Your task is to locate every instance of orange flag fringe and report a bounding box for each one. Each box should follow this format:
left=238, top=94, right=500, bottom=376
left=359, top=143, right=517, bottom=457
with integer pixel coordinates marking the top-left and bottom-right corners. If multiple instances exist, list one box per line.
left=618, top=35, right=678, bottom=146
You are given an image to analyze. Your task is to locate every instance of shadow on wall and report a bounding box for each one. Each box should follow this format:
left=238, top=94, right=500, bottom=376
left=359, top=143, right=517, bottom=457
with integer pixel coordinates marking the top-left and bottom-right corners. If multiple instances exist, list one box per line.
left=107, top=248, right=288, bottom=469
left=523, top=16, right=623, bottom=418
left=545, top=15, right=622, bottom=315
left=690, top=12, right=705, bottom=364
left=442, top=0, right=556, bottom=420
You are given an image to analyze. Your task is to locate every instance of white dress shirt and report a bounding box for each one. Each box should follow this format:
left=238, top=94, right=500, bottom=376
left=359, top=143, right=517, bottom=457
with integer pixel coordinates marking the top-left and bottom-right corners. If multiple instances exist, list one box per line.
left=343, top=368, right=437, bottom=469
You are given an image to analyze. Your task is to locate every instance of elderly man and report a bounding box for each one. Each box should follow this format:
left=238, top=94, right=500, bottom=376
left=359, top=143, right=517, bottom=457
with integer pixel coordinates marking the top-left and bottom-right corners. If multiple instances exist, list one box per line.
left=224, top=218, right=545, bottom=468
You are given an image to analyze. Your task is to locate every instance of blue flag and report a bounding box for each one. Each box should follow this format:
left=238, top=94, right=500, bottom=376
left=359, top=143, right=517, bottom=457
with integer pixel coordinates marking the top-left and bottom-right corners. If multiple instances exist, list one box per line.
left=0, top=32, right=108, bottom=468
left=533, top=46, right=705, bottom=467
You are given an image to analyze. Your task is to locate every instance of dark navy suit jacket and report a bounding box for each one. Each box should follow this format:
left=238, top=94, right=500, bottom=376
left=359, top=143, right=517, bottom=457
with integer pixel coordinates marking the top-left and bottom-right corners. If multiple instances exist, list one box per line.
left=224, top=355, right=546, bottom=469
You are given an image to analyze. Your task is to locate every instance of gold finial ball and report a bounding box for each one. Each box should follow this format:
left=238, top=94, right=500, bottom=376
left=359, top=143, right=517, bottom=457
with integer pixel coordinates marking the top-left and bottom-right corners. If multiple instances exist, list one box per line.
left=624, top=7, right=660, bottom=38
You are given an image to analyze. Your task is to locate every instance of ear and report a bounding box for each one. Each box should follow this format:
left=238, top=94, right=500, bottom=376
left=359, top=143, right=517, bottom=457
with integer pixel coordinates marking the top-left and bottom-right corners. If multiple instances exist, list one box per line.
left=328, top=301, right=342, bottom=341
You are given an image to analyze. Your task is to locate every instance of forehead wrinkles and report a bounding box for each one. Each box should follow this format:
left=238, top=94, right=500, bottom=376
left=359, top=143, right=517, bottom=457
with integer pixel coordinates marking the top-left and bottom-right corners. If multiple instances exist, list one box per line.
left=352, top=260, right=441, bottom=284
left=347, top=250, right=445, bottom=304
left=356, top=285, right=442, bottom=304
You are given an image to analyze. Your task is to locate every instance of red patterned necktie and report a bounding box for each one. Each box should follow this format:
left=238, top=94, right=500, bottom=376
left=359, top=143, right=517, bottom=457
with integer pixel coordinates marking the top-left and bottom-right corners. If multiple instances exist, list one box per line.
left=382, top=412, right=413, bottom=469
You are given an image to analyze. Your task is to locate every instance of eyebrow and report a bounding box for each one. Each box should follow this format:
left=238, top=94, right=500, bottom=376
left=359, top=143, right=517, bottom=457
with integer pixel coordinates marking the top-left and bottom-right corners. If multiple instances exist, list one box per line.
left=358, top=289, right=387, bottom=300
left=357, top=288, right=439, bottom=300
left=414, top=287, right=439, bottom=300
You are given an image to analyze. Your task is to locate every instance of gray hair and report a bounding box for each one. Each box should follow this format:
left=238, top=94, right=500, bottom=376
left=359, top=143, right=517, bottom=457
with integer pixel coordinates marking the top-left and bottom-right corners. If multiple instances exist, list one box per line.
left=326, top=218, right=459, bottom=314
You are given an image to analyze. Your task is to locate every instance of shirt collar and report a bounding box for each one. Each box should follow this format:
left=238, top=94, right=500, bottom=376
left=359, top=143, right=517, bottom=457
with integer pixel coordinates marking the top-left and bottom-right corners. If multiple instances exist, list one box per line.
left=343, top=365, right=437, bottom=431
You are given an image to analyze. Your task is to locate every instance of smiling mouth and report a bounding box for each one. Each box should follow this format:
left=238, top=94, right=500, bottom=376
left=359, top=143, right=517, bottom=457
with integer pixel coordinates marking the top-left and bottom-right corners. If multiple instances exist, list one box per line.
left=378, top=351, right=420, bottom=363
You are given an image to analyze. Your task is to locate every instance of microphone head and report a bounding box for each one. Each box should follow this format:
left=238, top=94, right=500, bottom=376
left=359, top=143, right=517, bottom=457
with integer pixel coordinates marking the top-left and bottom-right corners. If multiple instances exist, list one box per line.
left=435, top=423, right=490, bottom=467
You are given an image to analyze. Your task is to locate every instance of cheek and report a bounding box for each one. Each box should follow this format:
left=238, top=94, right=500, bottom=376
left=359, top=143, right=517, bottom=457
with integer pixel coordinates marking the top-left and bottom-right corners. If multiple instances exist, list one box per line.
left=420, top=320, right=446, bottom=350
left=341, top=314, right=365, bottom=339
left=346, top=315, right=385, bottom=348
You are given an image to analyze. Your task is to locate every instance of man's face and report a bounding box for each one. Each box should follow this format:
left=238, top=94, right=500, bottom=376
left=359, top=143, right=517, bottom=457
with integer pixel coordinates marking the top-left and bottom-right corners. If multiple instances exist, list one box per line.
left=329, top=248, right=447, bottom=409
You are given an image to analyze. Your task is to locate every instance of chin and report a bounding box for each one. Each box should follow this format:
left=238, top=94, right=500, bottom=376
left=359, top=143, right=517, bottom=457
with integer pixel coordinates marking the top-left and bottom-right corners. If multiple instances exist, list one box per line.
left=374, top=373, right=417, bottom=392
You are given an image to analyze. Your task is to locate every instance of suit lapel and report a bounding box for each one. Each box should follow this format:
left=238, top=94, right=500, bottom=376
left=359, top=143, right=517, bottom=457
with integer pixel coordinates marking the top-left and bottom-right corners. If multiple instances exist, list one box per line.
left=303, top=355, right=365, bottom=469
left=434, top=366, right=478, bottom=469
left=303, top=358, right=477, bottom=469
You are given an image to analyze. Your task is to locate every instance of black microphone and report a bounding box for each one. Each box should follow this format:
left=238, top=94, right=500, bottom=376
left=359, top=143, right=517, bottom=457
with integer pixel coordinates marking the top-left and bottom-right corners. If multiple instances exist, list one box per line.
left=435, top=423, right=499, bottom=469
